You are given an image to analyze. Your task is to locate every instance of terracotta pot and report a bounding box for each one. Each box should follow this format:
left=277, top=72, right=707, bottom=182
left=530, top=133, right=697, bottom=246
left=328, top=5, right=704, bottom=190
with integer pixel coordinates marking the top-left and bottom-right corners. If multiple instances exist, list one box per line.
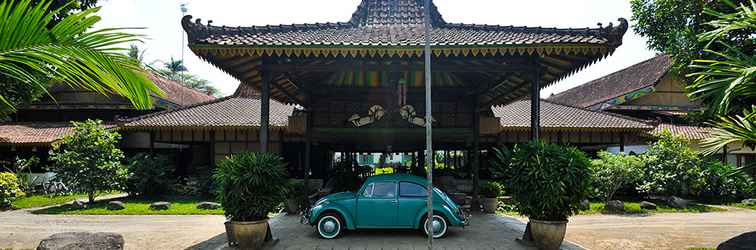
left=482, top=197, right=498, bottom=213
left=228, top=219, right=268, bottom=250
left=285, top=198, right=299, bottom=214
left=529, top=219, right=568, bottom=250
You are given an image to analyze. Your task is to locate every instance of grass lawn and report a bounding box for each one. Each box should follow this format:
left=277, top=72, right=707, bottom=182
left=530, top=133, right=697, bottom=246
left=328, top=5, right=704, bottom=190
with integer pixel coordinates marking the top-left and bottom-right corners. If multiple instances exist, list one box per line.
left=32, top=196, right=224, bottom=215
left=579, top=201, right=726, bottom=215
left=9, top=191, right=120, bottom=209
left=497, top=201, right=726, bottom=217
left=730, top=202, right=756, bottom=210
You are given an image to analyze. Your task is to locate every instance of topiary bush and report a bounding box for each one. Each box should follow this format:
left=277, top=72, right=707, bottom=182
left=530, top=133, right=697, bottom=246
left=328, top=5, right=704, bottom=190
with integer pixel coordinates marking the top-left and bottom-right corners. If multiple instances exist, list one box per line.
left=214, top=152, right=288, bottom=221
left=495, top=141, right=592, bottom=221
left=479, top=181, right=503, bottom=198
left=285, top=179, right=310, bottom=210
left=1, top=172, right=24, bottom=208
left=126, top=153, right=175, bottom=197
left=590, top=151, right=643, bottom=202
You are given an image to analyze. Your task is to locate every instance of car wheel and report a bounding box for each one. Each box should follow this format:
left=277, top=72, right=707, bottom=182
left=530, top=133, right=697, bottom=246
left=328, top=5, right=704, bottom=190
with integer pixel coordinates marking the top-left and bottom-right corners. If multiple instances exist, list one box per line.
left=422, top=214, right=448, bottom=238
left=317, top=213, right=343, bottom=239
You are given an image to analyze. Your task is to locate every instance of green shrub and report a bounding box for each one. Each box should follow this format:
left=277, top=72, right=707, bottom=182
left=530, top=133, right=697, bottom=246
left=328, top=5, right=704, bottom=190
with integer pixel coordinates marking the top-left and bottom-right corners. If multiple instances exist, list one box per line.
left=1, top=172, right=24, bottom=207
left=591, top=151, right=643, bottom=201
left=126, top=153, right=175, bottom=197
left=638, top=131, right=705, bottom=197
left=479, top=181, right=503, bottom=198
left=699, top=160, right=754, bottom=201
left=50, top=120, right=127, bottom=204
left=214, top=152, right=288, bottom=221
left=495, top=141, right=592, bottom=221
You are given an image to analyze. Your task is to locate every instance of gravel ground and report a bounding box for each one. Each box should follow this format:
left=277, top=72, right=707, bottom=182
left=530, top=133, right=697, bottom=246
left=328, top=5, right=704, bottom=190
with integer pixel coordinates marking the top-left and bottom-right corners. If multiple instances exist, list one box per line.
left=565, top=207, right=756, bottom=250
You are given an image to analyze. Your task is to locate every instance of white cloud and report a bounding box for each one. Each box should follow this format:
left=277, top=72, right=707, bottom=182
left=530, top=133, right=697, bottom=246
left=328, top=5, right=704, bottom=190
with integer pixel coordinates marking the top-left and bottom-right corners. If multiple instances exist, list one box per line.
left=95, top=0, right=657, bottom=97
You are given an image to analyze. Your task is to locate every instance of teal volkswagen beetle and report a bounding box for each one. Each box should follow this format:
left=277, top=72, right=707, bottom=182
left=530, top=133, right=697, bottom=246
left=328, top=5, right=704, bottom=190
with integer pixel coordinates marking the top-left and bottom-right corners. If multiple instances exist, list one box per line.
left=302, top=174, right=469, bottom=239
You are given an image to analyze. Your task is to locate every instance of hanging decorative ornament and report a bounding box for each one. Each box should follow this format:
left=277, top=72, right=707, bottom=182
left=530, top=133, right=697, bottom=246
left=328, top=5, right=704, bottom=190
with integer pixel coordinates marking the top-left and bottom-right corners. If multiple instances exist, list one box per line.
left=400, top=105, right=435, bottom=127
left=348, top=105, right=385, bottom=127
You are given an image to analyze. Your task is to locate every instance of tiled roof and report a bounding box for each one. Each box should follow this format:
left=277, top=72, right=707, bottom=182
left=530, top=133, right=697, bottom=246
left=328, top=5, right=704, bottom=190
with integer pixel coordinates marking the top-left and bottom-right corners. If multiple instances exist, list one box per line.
left=653, top=123, right=712, bottom=141
left=492, top=99, right=652, bottom=131
left=0, top=123, right=115, bottom=145
left=182, top=0, right=627, bottom=48
left=549, top=54, right=672, bottom=109
left=148, top=74, right=215, bottom=106
left=123, top=97, right=294, bottom=129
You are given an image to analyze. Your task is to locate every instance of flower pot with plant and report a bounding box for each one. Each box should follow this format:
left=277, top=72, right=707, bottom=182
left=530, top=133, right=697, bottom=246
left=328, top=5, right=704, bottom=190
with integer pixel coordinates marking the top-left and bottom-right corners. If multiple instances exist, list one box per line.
left=479, top=181, right=502, bottom=213
left=493, top=142, right=591, bottom=250
left=214, top=152, right=288, bottom=250
left=285, top=180, right=308, bottom=215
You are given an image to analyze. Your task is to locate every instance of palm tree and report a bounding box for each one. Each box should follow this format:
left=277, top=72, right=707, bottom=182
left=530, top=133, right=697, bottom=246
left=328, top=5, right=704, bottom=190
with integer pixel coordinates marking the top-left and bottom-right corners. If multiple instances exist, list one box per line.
left=0, top=0, right=162, bottom=111
left=687, top=1, right=756, bottom=155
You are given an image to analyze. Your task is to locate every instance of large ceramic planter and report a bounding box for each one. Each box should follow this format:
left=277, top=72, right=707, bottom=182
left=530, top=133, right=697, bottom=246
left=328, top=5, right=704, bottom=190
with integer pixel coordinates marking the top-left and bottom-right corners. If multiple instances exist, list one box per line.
left=529, top=219, right=567, bottom=250
left=228, top=219, right=268, bottom=250
left=482, top=197, right=498, bottom=213
left=285, top=198, right=299, bottom=214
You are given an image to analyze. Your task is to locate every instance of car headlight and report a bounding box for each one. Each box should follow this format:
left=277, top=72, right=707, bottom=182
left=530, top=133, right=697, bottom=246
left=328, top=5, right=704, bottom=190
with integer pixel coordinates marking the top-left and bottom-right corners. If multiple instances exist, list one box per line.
left=314, top=199, right=330, bottom=207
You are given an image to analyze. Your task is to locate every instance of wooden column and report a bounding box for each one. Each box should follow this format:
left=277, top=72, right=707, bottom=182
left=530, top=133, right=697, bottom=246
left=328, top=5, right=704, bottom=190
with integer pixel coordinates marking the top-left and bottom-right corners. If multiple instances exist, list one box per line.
left=722, top=144, right=728, bottom=164
left=619, top=133, right=625, bottom=153
left=260, top=72, right=271, bottom=153
left=530, top=65, right=541, bottom=142
left=304, top=101, right=313, bottom=193
left=209, top=131, right=216, bottom=168
left=149, top=131, right=155, bottom=154
left=472, top=98, right=481, bottom=204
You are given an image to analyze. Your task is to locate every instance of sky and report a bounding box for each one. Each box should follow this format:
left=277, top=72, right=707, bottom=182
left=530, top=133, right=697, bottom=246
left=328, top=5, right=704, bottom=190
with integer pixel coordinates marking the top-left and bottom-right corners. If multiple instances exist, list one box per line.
left=95, top=0, right=659, bottom=97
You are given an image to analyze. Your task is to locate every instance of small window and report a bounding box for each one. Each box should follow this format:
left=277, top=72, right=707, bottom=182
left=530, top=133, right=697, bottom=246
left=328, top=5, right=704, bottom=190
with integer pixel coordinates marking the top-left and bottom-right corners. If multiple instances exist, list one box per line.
left=399, top=182, right=428, bottom=197
left=372, top=182, right=396, bottom=199
left=362, top=183, right=374, bottom=197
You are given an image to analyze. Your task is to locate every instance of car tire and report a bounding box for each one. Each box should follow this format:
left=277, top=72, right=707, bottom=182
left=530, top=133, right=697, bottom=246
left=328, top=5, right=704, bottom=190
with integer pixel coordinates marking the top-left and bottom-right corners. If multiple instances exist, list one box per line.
left=422, top=214, right=448, bottom=238
left=317, top=212, right=343, bottom=239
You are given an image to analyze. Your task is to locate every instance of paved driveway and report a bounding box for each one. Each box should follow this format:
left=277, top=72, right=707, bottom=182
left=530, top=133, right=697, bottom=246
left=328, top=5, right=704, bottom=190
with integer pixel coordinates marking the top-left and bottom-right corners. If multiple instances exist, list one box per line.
left=565, top=208, right=756, bottom=250
left=0, top=208, right=580, bottom=250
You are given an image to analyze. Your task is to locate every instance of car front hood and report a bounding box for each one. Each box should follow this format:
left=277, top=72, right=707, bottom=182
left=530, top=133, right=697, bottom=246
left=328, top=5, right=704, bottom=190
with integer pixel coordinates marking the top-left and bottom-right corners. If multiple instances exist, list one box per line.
left=319, top=191, right=355, bottom=202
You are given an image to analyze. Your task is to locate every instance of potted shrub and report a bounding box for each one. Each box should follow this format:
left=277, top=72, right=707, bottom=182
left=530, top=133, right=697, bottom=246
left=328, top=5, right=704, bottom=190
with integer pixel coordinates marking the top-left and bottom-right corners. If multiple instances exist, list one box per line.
left=214, top=152, right=287, bottom=249
left=495, top=141, right=591, bottom=250
left=284, top=180, right=307, bottom=214
left=479, top=181, right=502, bottom=213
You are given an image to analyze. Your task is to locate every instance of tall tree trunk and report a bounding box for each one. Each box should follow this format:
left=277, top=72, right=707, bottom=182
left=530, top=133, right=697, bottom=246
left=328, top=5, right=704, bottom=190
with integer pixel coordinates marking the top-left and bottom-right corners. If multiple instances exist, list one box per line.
left=88, top=192, right=95, bottom=205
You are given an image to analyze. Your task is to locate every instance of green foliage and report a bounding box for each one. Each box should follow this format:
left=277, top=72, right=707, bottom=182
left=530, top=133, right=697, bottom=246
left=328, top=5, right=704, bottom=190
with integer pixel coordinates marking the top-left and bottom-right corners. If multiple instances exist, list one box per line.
left=177, top=165, right=218, bottom=199
left=495, top=141, right=592, bottom=221
left=630, top=0, right=753, bottom=72
left=49, top=120, right=127, bottom=204
left=214, top=152, right=288, bottom=221
left=699, top=160, right=755, bottom=200
left=700, top=106, right=756, bottom=155
left=1, top=172, right=24, bottom=207
left=0, top=0, right=163, bottom=112
left=591, top=151, right=643, bottom=202
left=125, top=153, right=175, bottom=197
left=33, top=197, right=224, bottom=215
left=638, top=131, right=704, bottom=196
left=479, top=181, right=503, bottom=198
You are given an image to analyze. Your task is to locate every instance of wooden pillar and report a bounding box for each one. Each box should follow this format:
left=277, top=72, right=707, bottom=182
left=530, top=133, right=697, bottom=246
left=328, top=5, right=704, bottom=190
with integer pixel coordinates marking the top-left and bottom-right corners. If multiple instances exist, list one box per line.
left=472, top=99, right=481, bottom=204
left=721, top=144, right=728, bottom=164
left=260, top=72, right=271, bottom=153
left=619, top=133, right=625, bottom=153
left=530, top=66, right=541, bottom=142
left=209, top=131, right=216, bottom=168
left=149, top=131, right=155, bottom=154
left=418, top=150, right=425, bottom=173
left=304, top=106, right=313, bottom=193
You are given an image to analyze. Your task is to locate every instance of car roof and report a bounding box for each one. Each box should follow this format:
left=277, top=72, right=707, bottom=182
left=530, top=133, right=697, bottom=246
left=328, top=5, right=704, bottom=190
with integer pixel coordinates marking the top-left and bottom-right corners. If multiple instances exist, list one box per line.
left=366, top=174, right=427, bottom=184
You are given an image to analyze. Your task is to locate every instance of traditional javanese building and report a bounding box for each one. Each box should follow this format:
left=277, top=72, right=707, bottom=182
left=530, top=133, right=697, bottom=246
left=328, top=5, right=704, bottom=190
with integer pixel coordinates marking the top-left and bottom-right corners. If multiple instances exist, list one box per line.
left=550, top=54, right=754, bottom=172
left=0, top=74, right=214, bottom=171
left=116, top=0, right=638, bottom=194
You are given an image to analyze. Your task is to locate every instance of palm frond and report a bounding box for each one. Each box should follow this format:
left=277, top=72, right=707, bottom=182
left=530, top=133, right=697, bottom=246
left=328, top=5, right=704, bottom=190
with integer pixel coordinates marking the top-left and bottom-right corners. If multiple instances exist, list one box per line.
left=0, top=0, right=163, bottom=111
left=700, top=106, right=756, bottom=155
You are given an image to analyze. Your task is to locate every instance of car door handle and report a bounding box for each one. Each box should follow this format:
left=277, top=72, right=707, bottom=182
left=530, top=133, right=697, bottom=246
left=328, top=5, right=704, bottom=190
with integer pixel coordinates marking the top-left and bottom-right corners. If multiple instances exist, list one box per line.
left=391, top=200, right=398, bottom=204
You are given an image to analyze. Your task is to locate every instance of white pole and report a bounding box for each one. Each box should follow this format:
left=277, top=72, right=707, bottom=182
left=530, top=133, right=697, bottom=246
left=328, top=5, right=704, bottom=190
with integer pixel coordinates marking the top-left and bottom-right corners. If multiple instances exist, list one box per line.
left=423, top=0, right=433, bottom=249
